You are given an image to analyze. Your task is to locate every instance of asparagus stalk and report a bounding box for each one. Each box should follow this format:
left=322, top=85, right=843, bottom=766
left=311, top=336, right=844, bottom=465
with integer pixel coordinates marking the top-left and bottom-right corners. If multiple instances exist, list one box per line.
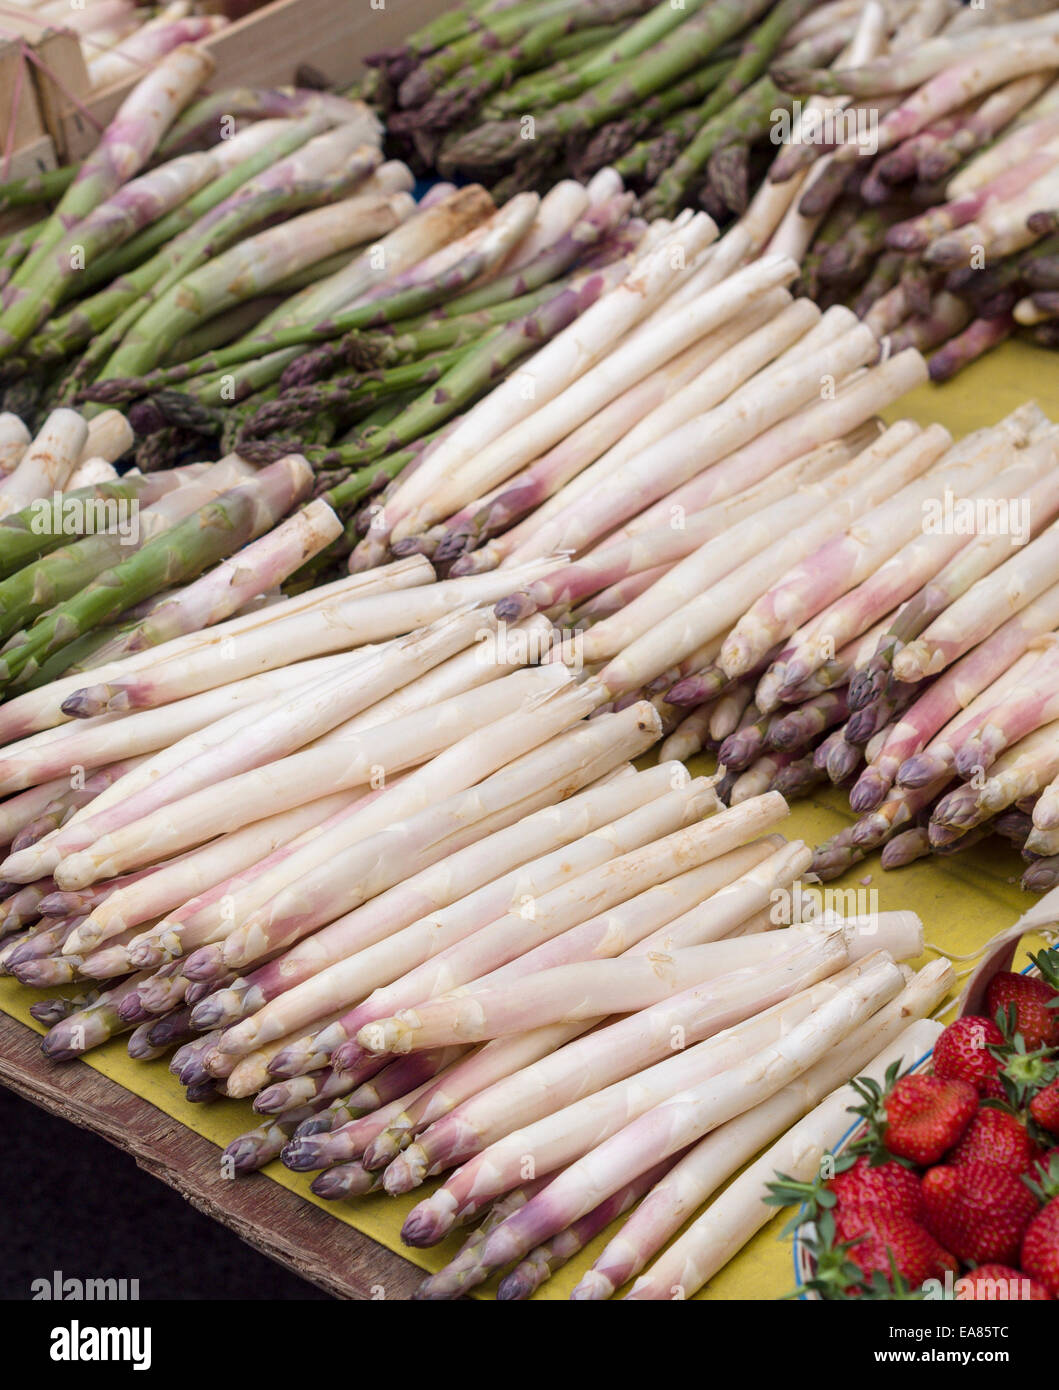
left=0, top=45, right=215, bottom=357
left=411, top=957, right=904, bottom=1283
left=0, top=457, right=314, bottom=689
left=623, top=1010, right=947, bottom=1299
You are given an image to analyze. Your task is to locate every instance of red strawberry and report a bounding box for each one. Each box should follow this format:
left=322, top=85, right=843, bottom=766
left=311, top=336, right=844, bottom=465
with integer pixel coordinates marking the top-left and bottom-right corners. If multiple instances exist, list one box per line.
left=933, top=1015, right=1005, bottom=1093
left=955, top=1264, right=1052, bottom=1301
left=829, top=1155, right=923, bottom=1221
left=833, top=1204, right=957, bottom=1290
left=1030, top=1078, right=1059, bottom=1138
left=884, top=1075, right=977, bottom=1165
left=986, top=971, right=1059, bottom=1051
left=1021, top=1199, right=1059, bottom=1297
left=921, top=1161, right=1039, bottom=1265
left=948, top=1107, right=1040, bottom=1174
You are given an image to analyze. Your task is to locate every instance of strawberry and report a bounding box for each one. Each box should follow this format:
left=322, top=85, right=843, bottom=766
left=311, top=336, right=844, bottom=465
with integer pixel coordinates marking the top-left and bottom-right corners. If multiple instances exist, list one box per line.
left=955, top=1264, right=1052, bottom=1301
left=1021, top=1150, right=1059, bottom=1296
left=829, top=1155, right=923, bottom=1221
left=1030, top=1078, right=1059, bottom=1138
left=986, top=969, right=1059, bottom=1052
left=883, top=1075, right=977, bottom=1165
left=833, top=1204, right=958, bottom=1291
left=921, top=1161, right=1039, bottom=1265
left=933, top=1015, right=1005, bottom=1093
left=948, top=1107, right=1040, bottom=1174
left=1020, top=1200, right=1059, bottom=1297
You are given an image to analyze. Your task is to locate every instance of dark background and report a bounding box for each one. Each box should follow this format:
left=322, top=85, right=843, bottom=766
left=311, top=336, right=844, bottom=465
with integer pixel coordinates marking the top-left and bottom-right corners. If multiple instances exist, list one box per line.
left=0, top=1086, right=331, bottom=1300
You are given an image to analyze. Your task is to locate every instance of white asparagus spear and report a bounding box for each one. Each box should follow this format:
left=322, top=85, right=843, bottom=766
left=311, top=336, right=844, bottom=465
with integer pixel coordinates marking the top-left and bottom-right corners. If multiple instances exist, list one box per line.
left=719, top=419, right=1048, bottom=675
left=65, top=792, right=357, bottom=954
left=341, top=794, right=788, bottom=1064
left=61, top=666, right=568, bottom=884
left=69, top=555, right=566, bottom=716
left=79, top=410, right=134, bottom=465
left=409, top=256, right=800, bottom=532
left=465, top=290, right=801, bottom=572
left=0, top=556, right=434, bottom=744
left=616, top=354, right=926, bottom=545
left=376, top=216, right=718, bottom=548
left=7, top=606, right=505, bottom=882
left=0, top=655, right=356, bottom=796
left=498, top=429, right=871, bottom=623
left=333, top=614, right=554, bottom=736
left=404, top=952, right=902, bottom=1252
left=594, top=422, right=944, bottom=694
left=204, top=768, right=715, bottom=1055
left=66, top=458, right=119, bottom=489
left=197, top=682, right=614, bottom=974
left=427, top=959, right=905, bottom=1290
left=500, top=302, right=857, bottom=569
left=85, top=498, right=344, bottom=667
left=631, top=842, right=814, bottom=953
left=600, top=1005, right=947, bottom=1300
left=347, top=954, right=880, bottom=1193
left=161, top=702, right=657, bottom=990
left=500, top=320, right=881, bottom=566
left=895, top=512, right=1059, bottom=680
left=192, top=763, right=690, bottom=1035
left=579, top=420, right=920, bottom=667
left=768, top=431, right=1059, bottom=695
left=0, top=414, right=31, bottom=476
left=0, top=411, right=89, bottom=518
left=355, top=844, right=797, bottom=1058
left=364, top=908, right=919, bottom=1054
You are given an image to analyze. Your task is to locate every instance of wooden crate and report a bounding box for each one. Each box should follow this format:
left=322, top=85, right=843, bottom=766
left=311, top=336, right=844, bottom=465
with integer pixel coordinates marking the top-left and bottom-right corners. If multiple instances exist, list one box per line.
left=0, top=1008, right=423, bottom=1300
left=0, top=33, right=57, bottom=181
left=59, top=0, right=453, bottom=161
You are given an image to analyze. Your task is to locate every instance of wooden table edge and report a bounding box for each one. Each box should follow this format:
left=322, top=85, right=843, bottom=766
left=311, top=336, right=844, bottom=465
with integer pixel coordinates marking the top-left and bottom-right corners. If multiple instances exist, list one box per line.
left=0, top=1008, right=423, bottom=1301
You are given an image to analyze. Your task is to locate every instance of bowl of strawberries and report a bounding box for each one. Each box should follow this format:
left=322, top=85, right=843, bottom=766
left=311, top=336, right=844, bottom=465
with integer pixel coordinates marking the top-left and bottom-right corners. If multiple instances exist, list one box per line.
left=786, top=946, right=1059, bottom=1300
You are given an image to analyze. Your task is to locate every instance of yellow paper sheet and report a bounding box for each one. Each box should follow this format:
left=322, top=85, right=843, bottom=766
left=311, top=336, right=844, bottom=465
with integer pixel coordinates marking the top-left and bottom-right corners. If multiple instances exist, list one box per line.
left=2, top=341, right=1059, bottom=1300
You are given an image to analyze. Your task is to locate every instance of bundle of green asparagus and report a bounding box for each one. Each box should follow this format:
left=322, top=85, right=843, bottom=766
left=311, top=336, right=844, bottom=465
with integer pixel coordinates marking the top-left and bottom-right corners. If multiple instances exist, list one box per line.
left=365, top=0, right=1059, bottom=378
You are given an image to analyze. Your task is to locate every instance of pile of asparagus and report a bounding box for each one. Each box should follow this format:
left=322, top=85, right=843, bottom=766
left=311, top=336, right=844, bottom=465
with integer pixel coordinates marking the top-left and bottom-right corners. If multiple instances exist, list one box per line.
left=0, top=599, right=954, bottom=1297
left=764, top=1, right=1059, bottom=377
left=0, top=207, right=1034, bottom=1301
left=2, top=0, right=231, bottom=93
left=366, top=0, right=1059, bottom=377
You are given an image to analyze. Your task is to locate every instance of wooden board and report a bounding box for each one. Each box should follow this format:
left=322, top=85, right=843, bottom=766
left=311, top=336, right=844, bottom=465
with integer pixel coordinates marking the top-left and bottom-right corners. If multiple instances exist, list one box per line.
left=0, top=1008, right=422, bottom=1301
left=59, top=0, right=453, bottom=160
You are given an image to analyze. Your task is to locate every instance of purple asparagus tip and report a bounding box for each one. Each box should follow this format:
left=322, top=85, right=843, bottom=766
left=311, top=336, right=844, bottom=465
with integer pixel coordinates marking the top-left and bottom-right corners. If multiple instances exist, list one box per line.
left=265, top=1046, right=306, bottom=1079
left=391, top=535, right=436, bottom=558
left=40, top=1024, right=80, bottom=1061
left=401, top=1202, right=451, bottom=1248
left=223, top=1135, right=270, bottom=1175
left=496, top=1271, right=532, bottom=1300
left=432, top=530, right=474, bottom=564
left=115, top=992, right=148, bottom=1023
left=30, top=1000, right=68, bottom=1025
left=279, top=1139, right=324, bottom=1172
left=894, top=755, right=932, bottom=789
left=849, top=769, right=890, bottom=813
left=60, top=686, right=110, bottom=718
left=253, top=1083, right=292, bottom=1114
left=330, top=1042, right=362, bottom=1074
left=309, top=1168, right=351, bottom=1199
left=185, top=1077, right=219, bottom=1103
left=493, top=591, right=535, bottom=622
left=127, top=1032, right=158, bottom=1061
left=182, top=943, right=225, bottom=981
left=292, top=1114, right=333, bottom=1139
left=666, top=677, right=702, bottom=706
